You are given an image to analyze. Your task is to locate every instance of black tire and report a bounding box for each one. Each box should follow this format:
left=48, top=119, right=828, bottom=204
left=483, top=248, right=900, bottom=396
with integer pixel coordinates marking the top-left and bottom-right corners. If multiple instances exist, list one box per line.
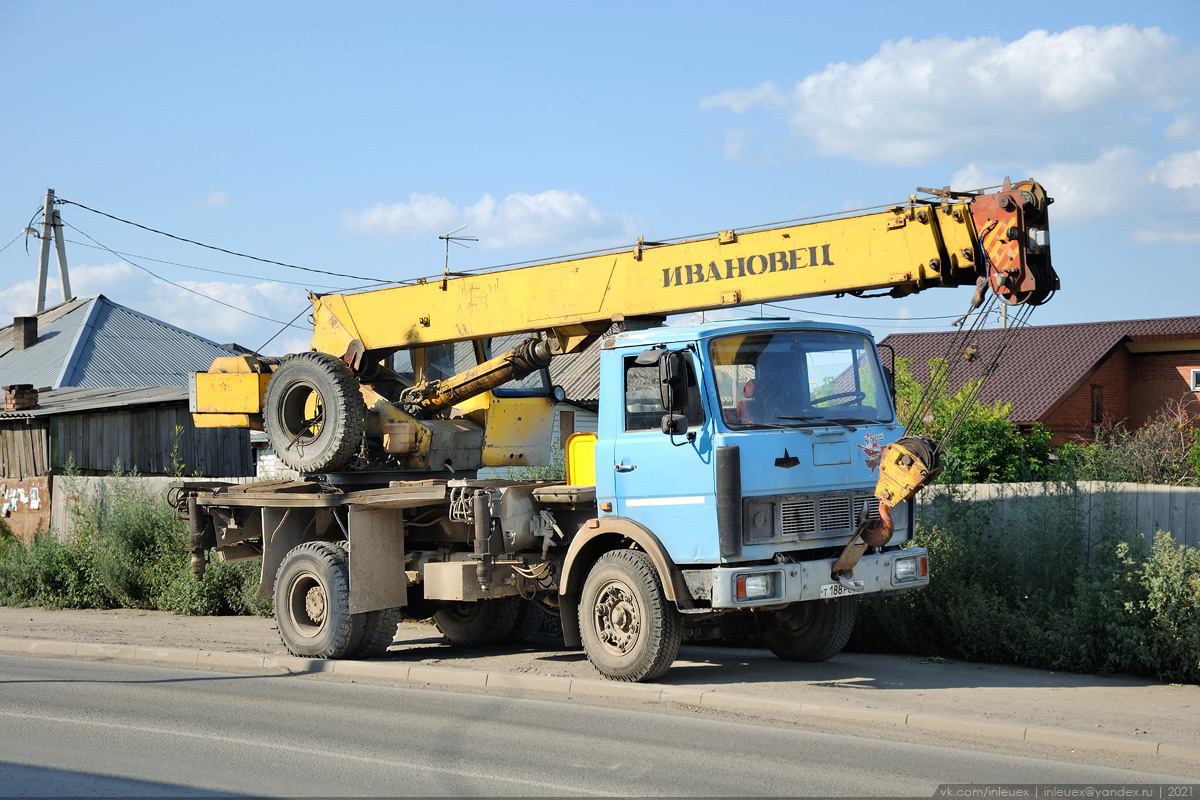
left=756, top=597, right=857, bottom=662
left=433, top=597, right=520, bottom=645
left=502, top=599, right=545, bottom=643
left=264, top=352, right=366, bottom=473
left=578, top=549, right=682, bottom=682
left=274, top=541, right=360, bottom=659
left=352, top=607, right=401, bottom=658
left=329, top=541, right=393, bottom=659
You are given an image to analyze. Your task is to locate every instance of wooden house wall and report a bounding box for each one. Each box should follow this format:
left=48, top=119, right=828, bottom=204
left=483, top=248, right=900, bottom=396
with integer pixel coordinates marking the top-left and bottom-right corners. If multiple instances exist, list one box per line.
left=48, top=405, right=253, bottom=477
left=0, top=420, right=51, bottom=479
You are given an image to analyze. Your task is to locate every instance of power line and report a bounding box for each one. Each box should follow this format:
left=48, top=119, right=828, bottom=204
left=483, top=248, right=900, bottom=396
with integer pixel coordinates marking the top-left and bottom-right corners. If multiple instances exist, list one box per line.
left=60, top=237, right=343, bottom=290
left=57, top=197, right=400, bottom=284
left=60, top=219, right=310, bottom=331
left=0, top=230, right=24, bottom=256
left=760, top=302, right=965, bottom=323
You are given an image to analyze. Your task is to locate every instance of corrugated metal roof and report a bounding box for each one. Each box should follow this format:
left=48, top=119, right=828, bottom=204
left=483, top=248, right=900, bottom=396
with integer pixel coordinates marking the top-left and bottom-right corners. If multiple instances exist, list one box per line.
left=880, top=315, right=1200, bottom=424
left=549, top=327, right=610, bottom=408
left=0, top=298, right=92, bottom=389
left=0, top=385, right=187, bottom=419
left=0, top=296, right=236, bottom=389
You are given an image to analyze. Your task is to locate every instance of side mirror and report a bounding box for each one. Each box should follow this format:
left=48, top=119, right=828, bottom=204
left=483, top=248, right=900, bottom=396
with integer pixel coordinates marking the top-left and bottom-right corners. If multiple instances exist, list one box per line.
left=661, top=413, right=689, bottom=435
left=658, top=351, right=687, bottom=413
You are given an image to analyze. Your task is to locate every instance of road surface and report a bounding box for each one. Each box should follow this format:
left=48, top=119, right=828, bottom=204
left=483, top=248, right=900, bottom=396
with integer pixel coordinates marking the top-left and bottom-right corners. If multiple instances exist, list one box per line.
left=2, top=655, right=1195, bottom=797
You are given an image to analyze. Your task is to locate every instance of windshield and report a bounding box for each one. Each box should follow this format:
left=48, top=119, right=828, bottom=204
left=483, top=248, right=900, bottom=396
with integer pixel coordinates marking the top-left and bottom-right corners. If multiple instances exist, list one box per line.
left=709, top=330, right=892, bottom=428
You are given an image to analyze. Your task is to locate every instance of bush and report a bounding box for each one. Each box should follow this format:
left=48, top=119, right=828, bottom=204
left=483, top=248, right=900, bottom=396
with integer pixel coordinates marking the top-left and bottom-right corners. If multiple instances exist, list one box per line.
left=1055, top=401, right=1200, bottom=486
left=853, top=485, right=1200, bottom=684
left=0, top=470, right=272, bottom=618
left=893, top=359, right=1052, bottom=484
left=162, top=553, right=272, bottom=617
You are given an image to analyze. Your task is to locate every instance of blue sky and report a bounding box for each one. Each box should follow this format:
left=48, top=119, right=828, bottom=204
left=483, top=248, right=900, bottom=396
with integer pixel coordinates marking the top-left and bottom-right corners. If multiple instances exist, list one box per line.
left=1, top=1, right=1197, bottom=355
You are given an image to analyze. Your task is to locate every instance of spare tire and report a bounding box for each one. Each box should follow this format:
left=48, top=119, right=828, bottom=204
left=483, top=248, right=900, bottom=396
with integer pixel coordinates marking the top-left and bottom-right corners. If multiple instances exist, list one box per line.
left=264, top=352, right=366, bottom=473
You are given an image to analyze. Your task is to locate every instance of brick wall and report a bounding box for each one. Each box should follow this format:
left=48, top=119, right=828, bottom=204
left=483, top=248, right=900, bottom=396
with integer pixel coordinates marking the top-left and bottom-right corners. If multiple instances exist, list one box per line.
left=1041, top=347, right=1132, bottom=444
left=1129, top=351, right=1200, bottom=425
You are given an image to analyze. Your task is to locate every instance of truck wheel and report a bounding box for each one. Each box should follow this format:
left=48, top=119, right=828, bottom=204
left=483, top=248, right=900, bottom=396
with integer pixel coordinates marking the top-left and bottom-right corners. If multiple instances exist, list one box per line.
left=578, top=549, right=681, bottom=682
left=264, top=352, right=366, bottom=473
left=756, top=597, right=857, bottom=662
left=503, top=599, right=545, bottom=643
left=274, top=541, right=360, bottom=658
left=352, top=607, right=401, bottom=658
left=433, top=597, right=520, bottom=645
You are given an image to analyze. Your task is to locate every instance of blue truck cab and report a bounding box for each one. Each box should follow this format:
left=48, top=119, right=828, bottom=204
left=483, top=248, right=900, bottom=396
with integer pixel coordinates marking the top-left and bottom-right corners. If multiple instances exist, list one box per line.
left=569, top=319, right=929, bottom=679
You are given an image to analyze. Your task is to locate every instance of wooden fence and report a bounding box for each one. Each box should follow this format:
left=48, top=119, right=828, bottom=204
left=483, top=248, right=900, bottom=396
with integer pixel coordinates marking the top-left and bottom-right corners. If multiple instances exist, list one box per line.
left=915, top=482, right=1200, bottom=550
left=48, top=475, right=261, bottom=541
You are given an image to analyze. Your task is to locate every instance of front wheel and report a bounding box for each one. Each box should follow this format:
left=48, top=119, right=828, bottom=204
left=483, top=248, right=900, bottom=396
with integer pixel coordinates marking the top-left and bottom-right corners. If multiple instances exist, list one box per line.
left=578, top=549, right=681, bottom=682
left=756, top=597, right=856, bottom=662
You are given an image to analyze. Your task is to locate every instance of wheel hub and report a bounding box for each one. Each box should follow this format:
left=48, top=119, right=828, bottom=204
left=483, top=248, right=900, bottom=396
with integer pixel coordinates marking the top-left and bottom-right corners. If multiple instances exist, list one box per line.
left=305, top=585, right=327, bottom=625
left=594, top=581, right=640, bottom=655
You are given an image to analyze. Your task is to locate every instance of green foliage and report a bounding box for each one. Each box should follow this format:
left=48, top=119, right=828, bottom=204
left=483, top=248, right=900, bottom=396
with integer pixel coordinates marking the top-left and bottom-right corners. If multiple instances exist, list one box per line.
left=162, top=554, right=272, bottom=617
left=1056, top=402, right=1200, bottom=486
left=0, top=466, right=271, bottom=617
left=893, top=359, right=1052, bottom=484
left=853, top=486, right=1200, bottom=684
left=503, top=438, right=568, bottom=481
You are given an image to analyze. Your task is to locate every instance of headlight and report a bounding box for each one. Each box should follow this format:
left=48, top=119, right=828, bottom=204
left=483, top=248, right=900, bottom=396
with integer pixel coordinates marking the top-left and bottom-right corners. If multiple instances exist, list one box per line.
left=893, top=555, right=928, bottom=583
left=735, top=572, right=780, bottom=601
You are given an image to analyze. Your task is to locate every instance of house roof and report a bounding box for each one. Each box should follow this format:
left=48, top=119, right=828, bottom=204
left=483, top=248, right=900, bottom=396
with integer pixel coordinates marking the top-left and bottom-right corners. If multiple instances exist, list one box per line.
left=0, top=296, right=236, bottom=389
left=0, top=385, right=188, bottom=419
left=880, top=315, right=1200, bottom=424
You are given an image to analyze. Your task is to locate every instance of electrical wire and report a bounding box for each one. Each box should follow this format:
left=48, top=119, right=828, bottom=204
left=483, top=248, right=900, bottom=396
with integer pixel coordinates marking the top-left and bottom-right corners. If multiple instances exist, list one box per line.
left=61, top=237, right=343, bottom=289
left=60, top=219, right=309, bottom=331
left=760, top=302, right=965, bottom=323
left=57, top=197, right=399, bottom=284
left=0, top=230, right=24, bottom=256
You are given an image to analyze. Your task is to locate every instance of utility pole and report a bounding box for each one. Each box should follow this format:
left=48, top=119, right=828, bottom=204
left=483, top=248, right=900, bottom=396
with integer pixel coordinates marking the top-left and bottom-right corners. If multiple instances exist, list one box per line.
left=35, top=188, right=71, bottom=313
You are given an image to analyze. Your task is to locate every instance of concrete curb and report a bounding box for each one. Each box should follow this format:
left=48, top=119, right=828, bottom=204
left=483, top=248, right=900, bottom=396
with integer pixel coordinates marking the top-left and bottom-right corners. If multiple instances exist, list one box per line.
left=1, top=636, right=1196, bottom=763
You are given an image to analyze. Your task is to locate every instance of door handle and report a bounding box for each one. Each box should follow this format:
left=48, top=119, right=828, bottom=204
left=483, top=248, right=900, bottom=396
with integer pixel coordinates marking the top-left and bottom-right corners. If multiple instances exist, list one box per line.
left=614, top=463, right=637, bottom=473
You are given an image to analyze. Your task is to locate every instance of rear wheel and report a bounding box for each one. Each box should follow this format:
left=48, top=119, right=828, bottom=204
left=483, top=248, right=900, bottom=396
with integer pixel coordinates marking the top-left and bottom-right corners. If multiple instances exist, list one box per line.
left=263, top=352, right=365, bottom=473
left=578, top=549, right=681, bottom=682
left=503, top=599, right=546, bottom=643
left=756, top=598, right=856, bottom=662
left=274, top=541, right=359, bottom=659
left=433, top=597, right=520, bottom=645
left=352, top=607, right=401, bottom=658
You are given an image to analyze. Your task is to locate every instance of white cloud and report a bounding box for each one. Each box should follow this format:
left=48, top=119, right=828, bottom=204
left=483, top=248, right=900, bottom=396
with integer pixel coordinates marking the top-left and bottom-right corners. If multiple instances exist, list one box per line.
left=1166, top=112, right=1200, bottom=141
left=1151, top=149, right=1200, bottom=189
left=0, top=261, right=136, bottom=320
left=194, top=191, right=229, bottom=208
left=701, top=25, right=1200, bottom=167
left=699, top=82, right=785, bottom=114
left=341, top=189, right=638, bottom=251
left=142, top=279, right=308, bottom=344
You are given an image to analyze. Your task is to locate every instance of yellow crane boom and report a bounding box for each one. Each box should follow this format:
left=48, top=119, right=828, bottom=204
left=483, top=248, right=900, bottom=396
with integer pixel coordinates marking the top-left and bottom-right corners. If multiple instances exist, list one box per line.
left=191, top=178, right=1055, bottom=475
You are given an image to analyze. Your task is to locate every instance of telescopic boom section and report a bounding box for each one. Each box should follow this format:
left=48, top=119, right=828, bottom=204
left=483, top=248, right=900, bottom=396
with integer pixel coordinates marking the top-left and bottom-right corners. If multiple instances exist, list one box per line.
left=310, top=179, right=1055, bottom=365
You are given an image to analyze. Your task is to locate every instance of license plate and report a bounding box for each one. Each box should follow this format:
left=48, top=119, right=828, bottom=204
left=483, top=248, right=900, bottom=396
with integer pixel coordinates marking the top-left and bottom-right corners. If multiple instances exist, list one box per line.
left=819, top=582, right=861, bottom=598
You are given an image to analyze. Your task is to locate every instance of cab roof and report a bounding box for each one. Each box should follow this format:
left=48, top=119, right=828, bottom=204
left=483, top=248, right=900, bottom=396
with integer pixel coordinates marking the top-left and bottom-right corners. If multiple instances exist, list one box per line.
left=604, top=317, right=874, bottom=349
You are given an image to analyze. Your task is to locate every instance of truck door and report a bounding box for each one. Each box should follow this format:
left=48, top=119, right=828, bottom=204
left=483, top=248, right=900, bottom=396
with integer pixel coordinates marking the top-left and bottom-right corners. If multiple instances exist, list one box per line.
left=611, top=349, right=720, bottom=564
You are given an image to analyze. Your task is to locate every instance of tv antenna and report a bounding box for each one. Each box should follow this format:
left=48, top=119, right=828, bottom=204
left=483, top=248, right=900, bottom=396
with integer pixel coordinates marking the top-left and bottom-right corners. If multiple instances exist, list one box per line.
left=439, top=223, right=477, bottom=289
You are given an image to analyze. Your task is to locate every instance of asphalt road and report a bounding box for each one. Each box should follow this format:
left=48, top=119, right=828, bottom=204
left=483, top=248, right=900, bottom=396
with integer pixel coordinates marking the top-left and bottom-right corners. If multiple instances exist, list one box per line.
left=1, top=655, right=1195, bottom=797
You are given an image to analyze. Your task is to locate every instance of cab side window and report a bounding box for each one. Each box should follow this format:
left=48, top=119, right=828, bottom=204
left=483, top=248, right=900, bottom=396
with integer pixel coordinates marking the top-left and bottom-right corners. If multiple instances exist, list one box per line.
left=623, top=355, right=706, bottom=431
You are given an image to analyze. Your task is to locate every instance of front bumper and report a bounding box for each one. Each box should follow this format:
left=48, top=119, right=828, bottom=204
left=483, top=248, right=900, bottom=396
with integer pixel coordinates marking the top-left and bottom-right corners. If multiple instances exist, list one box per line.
left=709, top=547, right=929, bottom=609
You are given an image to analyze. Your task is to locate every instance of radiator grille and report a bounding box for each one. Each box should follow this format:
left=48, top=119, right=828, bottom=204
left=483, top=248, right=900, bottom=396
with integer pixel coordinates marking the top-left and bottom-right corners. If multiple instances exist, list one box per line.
left=775, top=494, right=880, bottom=541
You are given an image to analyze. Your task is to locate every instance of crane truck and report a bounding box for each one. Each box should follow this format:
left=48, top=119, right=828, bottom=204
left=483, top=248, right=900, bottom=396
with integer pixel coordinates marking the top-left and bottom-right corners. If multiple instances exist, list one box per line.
left=183, top=178, right=1056, bottom=681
